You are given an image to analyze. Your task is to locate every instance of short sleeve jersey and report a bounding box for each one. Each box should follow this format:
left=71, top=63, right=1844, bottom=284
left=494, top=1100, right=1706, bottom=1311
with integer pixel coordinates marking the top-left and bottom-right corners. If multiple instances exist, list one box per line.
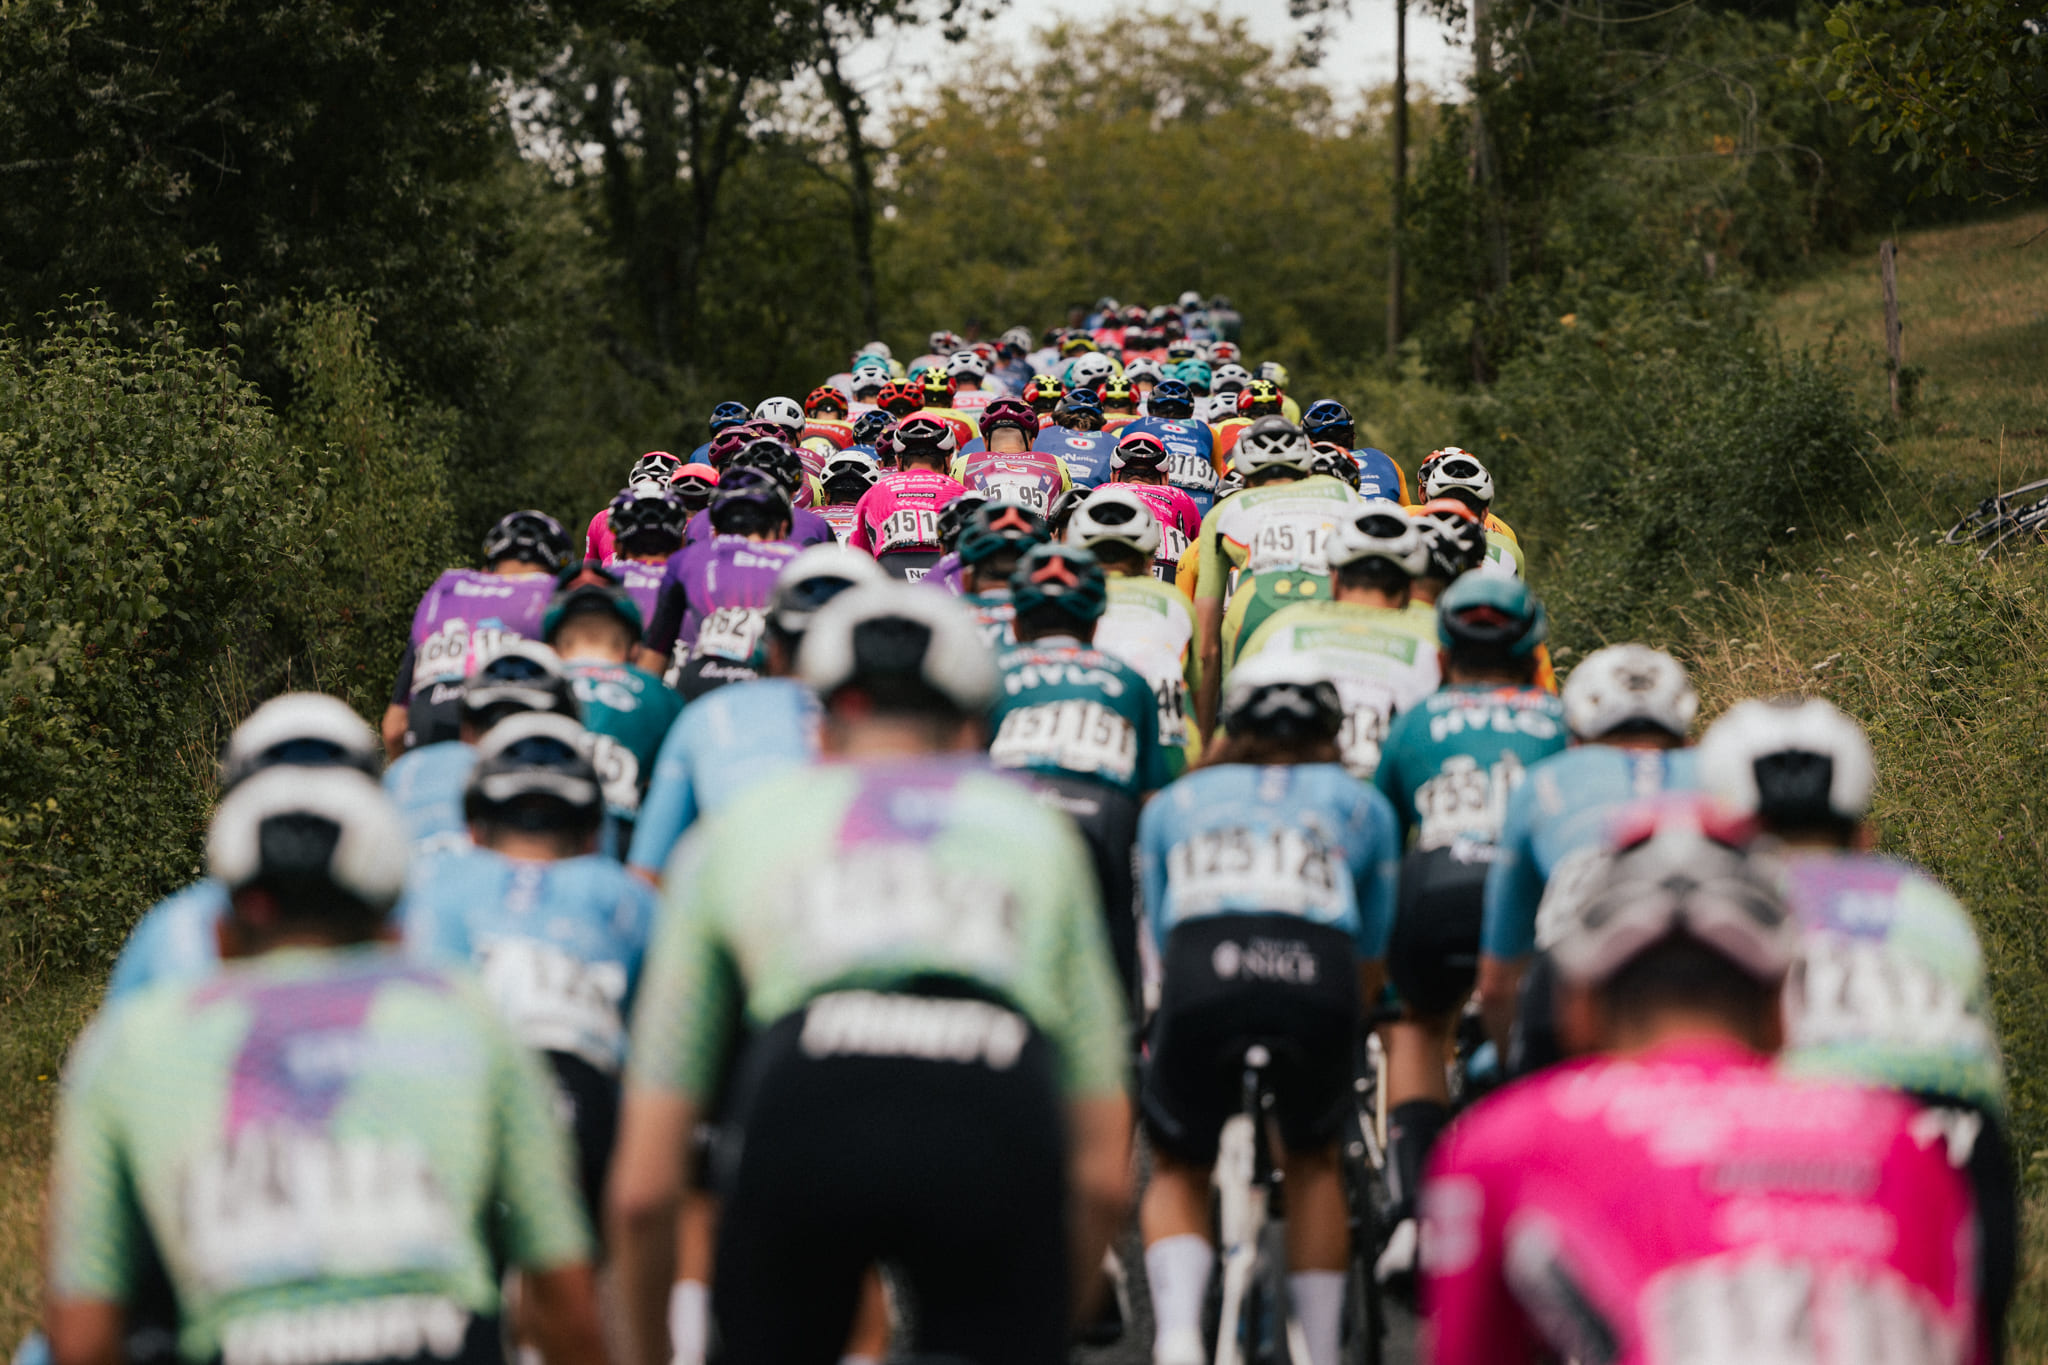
left=627, top=756, right=1129, bottom=1102
left=625, top=677, right=821, bottom=878
left=1137, top=763, right=1401, bottom=960
left=1237, top=600, right=1442, bottom=780
left=988, top=638, right=1171, bottom=799
left=1097, top=574, right=1202, bottom=779
left=1777, top=850, right=2005, bottom=1115
left=849, top=470, right=972, bottom=558
left=400, top=847, right=658, bottom=1076
left=406, top=570, right=556, bottom=697
left=1374, top=684, right=1570, bottom=855
left=1422, top=1041, right=1978, bottom=1365
left=1481, top=745, right=1699, bottom=961
left=647, top=537, right=801, bottom=666
left=49, top=948, right=590, bottom=1362
left=680, top=506, right=837, bottom=551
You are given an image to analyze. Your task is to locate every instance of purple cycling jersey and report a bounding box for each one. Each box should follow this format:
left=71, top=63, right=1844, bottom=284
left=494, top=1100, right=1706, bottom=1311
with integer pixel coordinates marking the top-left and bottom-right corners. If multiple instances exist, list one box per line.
left=681, top=506, right=837, bottom=551
left=646, top=536, right=801, bottom=664
left=604, top=556, right=667, bottom=631
left=405, top=569, right=556, bottom=695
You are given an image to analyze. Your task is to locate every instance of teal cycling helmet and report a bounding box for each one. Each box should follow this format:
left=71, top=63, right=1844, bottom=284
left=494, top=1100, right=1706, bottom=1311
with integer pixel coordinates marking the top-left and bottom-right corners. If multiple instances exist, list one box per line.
left=1009, top=543, right=1107, bottom=625
left=1436, top=572, right=1548, bottom=657
left=542, top=564, right=645, bottom=645
left=957, top=500, right=1050, bottom=568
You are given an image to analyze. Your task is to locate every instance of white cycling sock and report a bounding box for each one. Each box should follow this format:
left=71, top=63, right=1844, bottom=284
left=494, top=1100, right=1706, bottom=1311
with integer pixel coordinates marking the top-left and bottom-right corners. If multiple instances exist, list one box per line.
left=1146, top=1235, right=1215, bottom=1352
left=668, top=1280, right=709, bottom=1365
left=1290, top=1270, right=1347, bottom=1365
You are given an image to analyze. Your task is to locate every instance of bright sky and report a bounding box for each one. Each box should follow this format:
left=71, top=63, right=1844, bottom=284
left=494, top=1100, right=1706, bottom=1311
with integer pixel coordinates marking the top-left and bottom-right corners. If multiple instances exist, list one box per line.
left=840, top=0, right=1472, bottom=124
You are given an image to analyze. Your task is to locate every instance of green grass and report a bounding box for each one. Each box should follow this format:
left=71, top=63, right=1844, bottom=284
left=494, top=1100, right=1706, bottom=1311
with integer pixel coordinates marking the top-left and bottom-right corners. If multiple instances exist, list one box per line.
left=1, top=970, right=102, bottom=1348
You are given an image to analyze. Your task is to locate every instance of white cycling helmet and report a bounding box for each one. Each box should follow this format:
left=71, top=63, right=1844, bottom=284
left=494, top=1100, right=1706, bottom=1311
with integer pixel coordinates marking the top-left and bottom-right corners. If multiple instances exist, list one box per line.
left=1177, top=290, right=1204, bottom=311
left=1067, top=486, right=1163, bottom=558
left=854, top=340, right=892, bottom=363
left=1255, top=360, right=1290, bottom=388
left=822, top=448, right=881, bottom=489
left=1561, top=644, right=1699, bottom=741
left=928, top=329, right=965, bottom=355
left=1070, top=353, right=1114, bottom=388
left=1000, top=326, right=1033, bottom=352
left=946, top=350, right=988, bottom=381
left=769, top=545, right=888, bottom=639
left=1327, top=500, right=1428, bottom=576
left=1550, top=800, right=1797, bottom=986
left=1698, top=695, right=1876, bottom=828
left=1419, top=448, right=1495, bottom=506
left=799, top=582, right=998, bottom=713
left=1124, top=357, right=1164, bottom=384
left=850, top=364, right=890, bottom=398
left=1233, top=415, right=1315, bottom=476
left=1211, top=362, right=1252, bottom=394
left=754, top=396, right=805, bottom=435
left=220, top=693, right=382, bottom=791
left=1221, top=650, right=1344, bottom=741
left=208, top=765, right=410, bottom=911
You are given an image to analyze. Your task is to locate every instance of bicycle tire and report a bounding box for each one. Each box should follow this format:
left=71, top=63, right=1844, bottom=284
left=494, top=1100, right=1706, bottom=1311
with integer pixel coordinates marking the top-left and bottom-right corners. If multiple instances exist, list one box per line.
left=1977, top=497, right=2048, bottom=562
left=1943, top=478, right=2048, bottom=546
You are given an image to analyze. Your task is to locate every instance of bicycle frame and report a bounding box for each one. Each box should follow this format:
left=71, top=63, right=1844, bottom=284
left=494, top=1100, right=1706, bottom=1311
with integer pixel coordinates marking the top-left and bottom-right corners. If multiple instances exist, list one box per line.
left=1213, top=1045, right=1313, bottom=1365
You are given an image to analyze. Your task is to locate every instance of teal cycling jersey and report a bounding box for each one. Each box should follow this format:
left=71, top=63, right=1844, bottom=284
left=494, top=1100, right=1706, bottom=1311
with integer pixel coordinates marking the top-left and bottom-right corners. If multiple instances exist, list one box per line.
left=988, top=636, right=1170, bottom=799
left=625, top=677, right=820, bottom=877
left=564, top=659, right=683, bottom=819
left=106, top=879, right=230, bottom=1002
left=382, top=741, right=477, bottom=853
left=1136, top=762, right=1401, bottom=960
left=1480, top=745, right=1699, bottom=960
left=399, top=847, right=657, bottom=1075
left=963, top=588, right=1016, bottom=650
left=1374, top=684, right=1570, bottom=853
left=49, top=947, right=590, bottom=1363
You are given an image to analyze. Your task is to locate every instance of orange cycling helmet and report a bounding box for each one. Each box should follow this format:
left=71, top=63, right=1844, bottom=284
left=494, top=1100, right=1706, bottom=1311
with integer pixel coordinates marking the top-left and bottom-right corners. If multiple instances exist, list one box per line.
left=805, top=386, right=849, bottom=417
left=877, top=381, right=924, bottom=416
left=1237, top=378, right=1285, bottom=418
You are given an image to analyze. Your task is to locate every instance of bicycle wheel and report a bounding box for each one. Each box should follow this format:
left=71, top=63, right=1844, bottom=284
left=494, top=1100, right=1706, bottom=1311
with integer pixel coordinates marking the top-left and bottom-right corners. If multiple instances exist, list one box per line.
left=1944, top=479, right=2048, bottom=546
left=1978, top=497, right=2048, bottom=562
left=1343, top=1039, right=1391, bottom=1365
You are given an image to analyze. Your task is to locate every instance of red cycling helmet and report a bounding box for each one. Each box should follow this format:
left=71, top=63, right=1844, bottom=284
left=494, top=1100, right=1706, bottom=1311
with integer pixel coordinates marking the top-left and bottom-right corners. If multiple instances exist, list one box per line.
left=806, top=385, right=850, bottom=418
left=877, top=381, right=924, bottom=417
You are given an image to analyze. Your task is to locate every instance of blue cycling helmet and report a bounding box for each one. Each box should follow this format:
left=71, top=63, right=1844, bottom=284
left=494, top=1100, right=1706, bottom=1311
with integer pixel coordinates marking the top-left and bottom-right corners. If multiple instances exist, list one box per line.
left=709, top=400, right=752, bottom=435
left=1148, top=379, right=1195, bottom=418
left=1301, top=400, right=1355, bottom=445
left=1061, top=386, right=1103, bottom=413
left=1009, top=543, right=1107, bottom=625
left=851, top=409, right=893, bottom=445
left=1436, top=572, right=1548, bottom=657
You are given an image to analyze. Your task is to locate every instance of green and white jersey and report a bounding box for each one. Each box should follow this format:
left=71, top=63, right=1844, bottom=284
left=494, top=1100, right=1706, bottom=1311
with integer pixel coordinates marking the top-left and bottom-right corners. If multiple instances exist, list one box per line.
left=49, top=947, right=589, bottom=1363
left=1096, top=574, right=1201, bottom=779
left=1480, top=528, right=1524, bottom=580
left=989, top=637, right=1170, bottom=799
left=1192, top=474, right=1358, bottom=605
left=629, top=756, right=1129, bottom=1104
left=1237, top=600, right=1442, bottom=780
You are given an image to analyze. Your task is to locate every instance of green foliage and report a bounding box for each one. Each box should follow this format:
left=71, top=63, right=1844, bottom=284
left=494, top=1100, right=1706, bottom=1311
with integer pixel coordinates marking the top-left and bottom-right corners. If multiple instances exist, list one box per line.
left=0, top=300, right=451, bottom=975
left=1805, top=0, right=2048, bottom=202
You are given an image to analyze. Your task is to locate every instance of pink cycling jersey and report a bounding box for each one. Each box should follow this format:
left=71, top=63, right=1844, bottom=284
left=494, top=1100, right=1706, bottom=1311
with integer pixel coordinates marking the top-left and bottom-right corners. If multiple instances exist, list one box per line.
left=850, top=470, right=970, bottom=558
left=1423, top=1039, right=1978, bottom=1365
left=1122, top=482, right=1202, bottom=580
left=583, top=507, right=616, bottom=565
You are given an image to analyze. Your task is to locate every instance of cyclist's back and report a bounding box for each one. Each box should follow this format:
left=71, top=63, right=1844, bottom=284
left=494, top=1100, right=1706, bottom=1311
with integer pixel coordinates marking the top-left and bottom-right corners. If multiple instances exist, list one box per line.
left=644, top=533, right=798, bottom=698
left=1238, top=597, right=1438, bottom=779
left=849, top=466, right=969, bottom=580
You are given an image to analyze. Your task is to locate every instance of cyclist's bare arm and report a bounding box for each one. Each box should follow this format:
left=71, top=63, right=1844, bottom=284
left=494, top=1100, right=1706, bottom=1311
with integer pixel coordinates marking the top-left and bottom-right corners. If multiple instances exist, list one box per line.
left=380, top=703, right=408, bottom=760
left=607, top=1089, right=694, bottom=1365
left=46, top=1298, right=121, bottom=1365
left=522, top=1264, right=610, bottom=1365
left=1194, top=598, right=1224, bottom=739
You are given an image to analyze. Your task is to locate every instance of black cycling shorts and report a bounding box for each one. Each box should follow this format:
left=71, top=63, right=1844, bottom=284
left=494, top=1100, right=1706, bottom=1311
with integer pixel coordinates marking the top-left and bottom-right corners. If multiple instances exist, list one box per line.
left=711, top=984, right=1069, bottom=1365
left=1507, top=949, right=1564, bottom=1079
left=544, top=1051, right=619, bottom=1232
left=1028, top=772, right=1140, bottom=1006
left=877, top=549, right=943, bottom=582
left=1387, top=843, right=1495, bottom=1018
left=403, top=679, right=467, bottom=750
left=1142, top=915, right=1360, bottom=1167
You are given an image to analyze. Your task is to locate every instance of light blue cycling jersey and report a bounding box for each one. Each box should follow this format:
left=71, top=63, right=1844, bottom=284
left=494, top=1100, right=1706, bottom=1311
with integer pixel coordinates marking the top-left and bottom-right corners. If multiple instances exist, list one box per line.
left=1136, top=763, right=1401, bottom=960
left=383, top=740, right=478, bottom=853
left=399, top=846, right=657, bottom=1075
left=105, top=879, right=230, bottom=1002
left=1480, top=745, right=1699, bottom=960
left=625, top=677, right=821, bottom=878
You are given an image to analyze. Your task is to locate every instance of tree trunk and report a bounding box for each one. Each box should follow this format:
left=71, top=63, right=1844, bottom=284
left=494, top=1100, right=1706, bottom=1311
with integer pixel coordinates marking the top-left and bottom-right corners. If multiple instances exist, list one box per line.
left=675, top=73, right=753, bottom=374
left=1467, top=0, right=1510, bottom=383
left=819, top=40, right=881, bottom=341
left=1387, top=0, right=1407, bottom=358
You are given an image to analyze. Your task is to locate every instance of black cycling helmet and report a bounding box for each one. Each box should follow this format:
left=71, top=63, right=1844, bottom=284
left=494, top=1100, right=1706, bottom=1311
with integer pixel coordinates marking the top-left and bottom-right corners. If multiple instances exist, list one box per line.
left=1148, top=379, right=1195, bottom=419
left=463, top=712, right=603, bottom=836
left=609, top=484, right=689, bottom=558
left=851, top=409, right=894, bottom=446
left=1220, top=653, right=1344, bottom=743
left=542, top=564, right=645, bottom=645
left=460, top=641, right=581, bottom=733
left=482, top=510, right=569, bottom=573
left=708, top=465, right=793, bottom=537
left=729, top=438, right=807, bottom=500
left=937, top=491, right=988, bottom=554
left=1301, top=400, right=1355, bottom=447
left=1414, top=499, right=1488, bottom=580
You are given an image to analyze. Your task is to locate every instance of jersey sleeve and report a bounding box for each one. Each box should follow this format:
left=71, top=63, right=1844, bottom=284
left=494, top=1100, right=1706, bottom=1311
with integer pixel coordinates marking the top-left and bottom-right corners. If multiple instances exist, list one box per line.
left=1193, top=507, right=1231, bottom=603
left=487, top=1009, right=597, bottom=1271
left=644, top=572, right=689, bottom=658
left=1374, top=711, right=1421, bottom=845
left=1480, top=779, right=1544, bottom=960
left=627, top=709, right=703, bottom=877
left=848, top=489, right=880, bottom=554
left=626, top=833, right=742, bottom=1103
left=47, top=1012, right=142, bottom=1303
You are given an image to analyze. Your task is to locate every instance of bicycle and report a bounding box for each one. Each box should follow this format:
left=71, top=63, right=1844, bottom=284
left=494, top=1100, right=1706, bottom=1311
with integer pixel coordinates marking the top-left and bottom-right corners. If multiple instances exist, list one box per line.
left=1340, top=1025, right=1395, bottom=1365
left=1210, top=1041, right=1314, bottom=1365
left=1940, top=477, right=2048, bottom=562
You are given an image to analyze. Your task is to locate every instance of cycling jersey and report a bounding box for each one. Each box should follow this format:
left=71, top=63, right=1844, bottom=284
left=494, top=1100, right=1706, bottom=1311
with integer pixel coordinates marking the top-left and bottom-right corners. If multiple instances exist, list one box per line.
left=802, top=417, right=855, bottom=450
left=921, top=551, right=966, bottom=595
left=1030, top=427, right=1117, bottom=488
left=818, top=503, right=861, bottom=545
left=918, top=406, right=980, bottom=448
left=50, top=946, right=591, bottom=1365
left=1192, top=474, right=1358, bottom=606
left=644, top=536, right=799, bottom=676
left=849, top=470, right=971, bottom=578
left=383, top=740, right=479, bottom=852
left=1423, top=1039, right=1978, bottom=1365
left=1120, top=416, right=1221, bottom=514
left=1351, top=448, right=1409, bottom=504
left=681, top=506, right=836, bottom=551
left=1095, top=574, right=1201, bottom=779
left=1136, top=762, right=1401, bottom=960
left=627, top=754, right=1128, bottom=1103
left=964, top=589, right=1016, bottom=650
left=988, top=636, right=1170, bottom=801
left=1120, top=482, right=1203, bottom=582
left=583, top=506, right=617, bottom=564
left=953, top=449, right=1070, bottom=517
left=1212, top=416, right=1251, bottom=464
left=402, top=570, right=555, bottom=700
left=1480, top=528, right=1525, bottom=579
left=401, top=847, right=657, bottom=1077
left=951, top=388, right=995, bottom=416
left=105, top=879, right=230, bottom=1002
left=626, top=677, right=820, bottom=879
left=1777, top=851, right=2005, bottom=1115
left=1481, top=746, right=1699, bottom=960
left=563, top=660, right=682, bottom=823
left=1376, top=685, right=1570, bottom=853
left=1236, top=600, right=1441, bottom=779
left=603, top=556, right=667, bottom=627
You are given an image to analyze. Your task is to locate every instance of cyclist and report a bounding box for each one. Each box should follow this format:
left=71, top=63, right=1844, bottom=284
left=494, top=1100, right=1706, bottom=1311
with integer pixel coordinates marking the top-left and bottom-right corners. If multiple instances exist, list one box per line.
left=1418, top=448, right=1522, bottom=577
left=687, top=400, right=754, bottom=464
left=875, top=379, right=924, bottom=421
left=1123, top=378, right=1223, bottom=515
left=819, top=448, right=881, bottom=544
left=1300, top=400, right=1408, bottom=504
left=849, top=361, right=891, bottom=415
left=1024, top=372, right=1067, bottom=425
left=1372, top=574, right=1568, bottom=1280
left=1409, top=499, right=1560, bottom=694
left=543, top=566, right=683, bottom=847
left=1699, top=695, right=2015, bottom=1359
left=1211, top=377, right=1283, bottom=466
left=602, top=483, right=691, bottom=625
left=46, top=767, right=603, bottom=1365
left=946, top=349, right=997, bottom=415
left=1207, top=294, right=1243, bottom=343
left=680, top=440, right=836, bottom=549
left=847, top=408, right=894, bottom=462
left=1422, top=803, right=1980, bottom=1364
left=1234, top=501, right=1438, bottom=779
left=1479, top=644, right=1699, bottom=1071
left=1107, top=431, right=1202, bottom=581
left=401, top=712, right=658, bottom=1223
left=105, top=693, right=382, bottom=1000
left=382, top=509, right=567, bottom=757
left=608, top=584, right=1132, bottom=1365
left=642, top=468, right=801, bottom=698
left=1136, top=653, right=1400, bottom=1365
left=960, top=397, right=1072, bottom=514
left=1205, top=362, right=1251, bottom=423
left=957, top=501, right=1052, bottom=648
left=802, top=386, right=857, bottom=450
left=915, top=367, right=980, bottom=447
left=1189, top=417, right=1359, bottom=730
left=1124, top=355, right=1164, bottom=400
left=987, top=543, right=1167, bottom=1000
left=848, top=413, right=971, bottom=581
left=1033, top=388, right=1118, bottom=487
left=385, top=640, right=582, bottom=851
left=584, top=451, right=680, bottom=562
left=1067, top=488, right=1201, bottom=780
left=1099, top=374, right=1142, bottom=432
left=667, top=461, right=717, bottom=516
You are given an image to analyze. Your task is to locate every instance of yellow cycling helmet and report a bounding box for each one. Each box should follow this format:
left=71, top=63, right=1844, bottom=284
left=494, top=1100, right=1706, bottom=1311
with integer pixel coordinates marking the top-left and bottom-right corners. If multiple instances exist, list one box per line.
left=1236, top=378, right=1285, bottom=418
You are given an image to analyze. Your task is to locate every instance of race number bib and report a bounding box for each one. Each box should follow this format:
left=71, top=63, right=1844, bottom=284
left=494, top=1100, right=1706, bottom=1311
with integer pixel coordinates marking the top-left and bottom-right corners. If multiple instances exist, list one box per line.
left=787, top=846, right=1023, bottom=979
left=183, top=1128, right=459, bottom=1290
left=1168, top=451, right=1219, bottom=492
left=1244, top=516, right=1337, bottom=575
left=693, top=606, right=765, bottom=663
left=983, top=473, right=1052, bottom=513
left=1331, top=677, right=1399, bottom=780
left=413, top=619, right=471, bottom=690
left=477, top=938, right=630, bottom=1072
left=1155, top=522, right=1192, bottom=577
left=878, top=507, right=941, bottom=553
left=1413, top=751, right=1524, bottom=850
left=1166, top=825, right=1347, bottom=918
left=578, top=732, right=642, bottom=814
left=1790, top=937, right=1994, bottom=1055
left=989, top=699, right=1138, bottom=785
left=1153, top=677, right=1191, bottom=750
left=1646, top=1251, right=1964, bottom=1365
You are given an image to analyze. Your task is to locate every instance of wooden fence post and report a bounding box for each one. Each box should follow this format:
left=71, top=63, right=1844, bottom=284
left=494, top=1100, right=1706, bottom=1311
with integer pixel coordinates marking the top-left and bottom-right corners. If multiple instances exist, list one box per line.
left=1881, top=239, right=1902, bottom=416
